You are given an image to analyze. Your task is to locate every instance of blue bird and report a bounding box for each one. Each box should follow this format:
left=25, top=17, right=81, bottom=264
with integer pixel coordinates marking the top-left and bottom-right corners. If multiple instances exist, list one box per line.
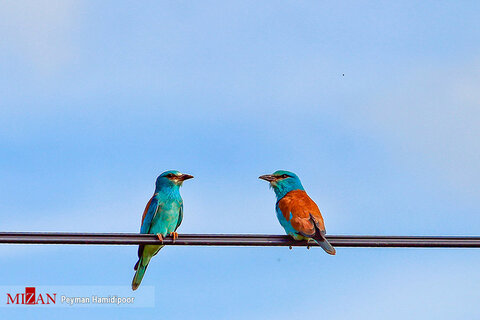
left=259, top=170, right=335, bottom=255
left=132, top=170, right=194, bottom=290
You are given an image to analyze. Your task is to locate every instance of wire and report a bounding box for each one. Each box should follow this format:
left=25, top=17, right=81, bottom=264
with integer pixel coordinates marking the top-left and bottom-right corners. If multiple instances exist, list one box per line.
left=1, top=232, right=480, bottom=247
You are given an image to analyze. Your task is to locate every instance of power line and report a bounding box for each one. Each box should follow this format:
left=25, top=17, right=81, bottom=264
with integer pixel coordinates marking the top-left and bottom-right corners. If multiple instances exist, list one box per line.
left=1, top=232, right=480, bottom=248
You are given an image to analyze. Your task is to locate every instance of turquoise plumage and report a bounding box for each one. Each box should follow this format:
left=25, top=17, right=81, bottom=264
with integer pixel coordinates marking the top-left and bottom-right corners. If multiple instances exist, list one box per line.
left=132, top=170, right=193, bottom=290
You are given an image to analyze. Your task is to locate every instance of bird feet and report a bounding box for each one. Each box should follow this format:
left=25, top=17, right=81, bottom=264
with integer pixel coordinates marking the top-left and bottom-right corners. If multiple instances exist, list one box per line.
left=306, top=239, right=313, bottom=250
left=289, top=246, right=293, bottom=250
left=156, top=233, right=164, bottom=244
left=170, top=231, right=179, bottom=243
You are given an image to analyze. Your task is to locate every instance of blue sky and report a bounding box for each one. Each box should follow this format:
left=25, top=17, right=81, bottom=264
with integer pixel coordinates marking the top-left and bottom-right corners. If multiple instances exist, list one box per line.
left=1, top=1, right=480, bottom=318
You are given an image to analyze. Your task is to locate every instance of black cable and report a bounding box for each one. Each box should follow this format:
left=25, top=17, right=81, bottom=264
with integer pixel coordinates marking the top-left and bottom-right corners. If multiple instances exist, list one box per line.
left=1, top=232, right=480, bottom=247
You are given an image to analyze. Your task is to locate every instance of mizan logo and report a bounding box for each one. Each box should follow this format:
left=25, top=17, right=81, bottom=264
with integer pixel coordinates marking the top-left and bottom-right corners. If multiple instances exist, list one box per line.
left=6, top=287, right=56, bottom=305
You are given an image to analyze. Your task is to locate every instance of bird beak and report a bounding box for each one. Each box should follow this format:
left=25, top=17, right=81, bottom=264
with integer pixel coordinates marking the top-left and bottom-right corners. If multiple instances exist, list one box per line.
left=259, top=174, right=276, bottom=182
left=178, top=174, right=194, bottom=181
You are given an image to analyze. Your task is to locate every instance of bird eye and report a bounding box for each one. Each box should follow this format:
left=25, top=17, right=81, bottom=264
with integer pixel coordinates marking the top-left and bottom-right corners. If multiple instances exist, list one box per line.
left=282, top=174, right=289, bottom=178
left=166, top=174, right=174, bottom=178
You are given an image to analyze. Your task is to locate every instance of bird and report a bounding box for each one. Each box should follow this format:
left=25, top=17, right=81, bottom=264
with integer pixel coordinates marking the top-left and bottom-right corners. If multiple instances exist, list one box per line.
left=132, top=170, right=194, bottom=290
left=259, top=170, right=335, bottom=255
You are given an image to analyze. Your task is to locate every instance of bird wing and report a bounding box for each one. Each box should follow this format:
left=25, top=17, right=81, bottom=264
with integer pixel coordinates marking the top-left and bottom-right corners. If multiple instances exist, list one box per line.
left=277, top=190, right=326, bottom=237
left=140, top=193, right=161, bottom=234
left=174, top=201, right=184, bottom=231
left=137, top=194, right=161, bottom=260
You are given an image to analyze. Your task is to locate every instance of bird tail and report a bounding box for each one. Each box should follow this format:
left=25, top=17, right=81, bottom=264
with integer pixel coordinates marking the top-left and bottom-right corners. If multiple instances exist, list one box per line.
left=312, top=237, right=336, bottom=255
left=132, top=257, right=149, bottom=291
left=310, top=214, right=336, bottom=255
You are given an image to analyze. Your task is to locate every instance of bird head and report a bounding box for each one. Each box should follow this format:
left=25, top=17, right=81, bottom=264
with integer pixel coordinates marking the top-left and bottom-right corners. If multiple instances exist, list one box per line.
left=155, top=170, right=194, bottom=191
left=259, top=170, right=304, bottom=199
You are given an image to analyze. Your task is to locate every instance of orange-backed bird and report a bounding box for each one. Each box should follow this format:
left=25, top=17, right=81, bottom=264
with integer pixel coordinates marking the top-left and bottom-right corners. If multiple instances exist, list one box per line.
left=259, top=170, right=335, bottom=255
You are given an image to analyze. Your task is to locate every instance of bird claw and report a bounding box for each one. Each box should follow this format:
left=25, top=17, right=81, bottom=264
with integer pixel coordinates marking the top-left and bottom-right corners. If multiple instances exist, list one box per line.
left=307, top=245, right=310, bottom=250
left=289, top=246, right=292, bottom=250
left=156, top=233, right=164, bottom=244
left=170, top=232, right=179, bottom=243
